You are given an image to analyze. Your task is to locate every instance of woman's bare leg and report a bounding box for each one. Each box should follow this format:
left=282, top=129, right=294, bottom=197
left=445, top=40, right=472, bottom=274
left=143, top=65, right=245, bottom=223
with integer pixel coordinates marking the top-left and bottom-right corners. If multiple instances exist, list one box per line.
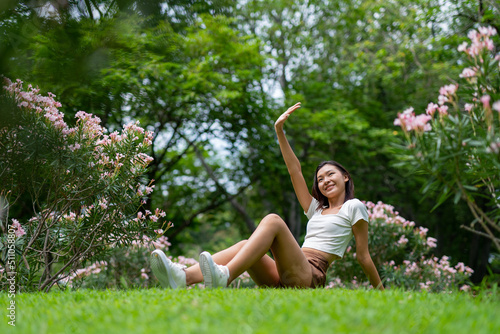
left=226, top=214, right=312, bottom=288
left=184, top=240, right=279, bottom=286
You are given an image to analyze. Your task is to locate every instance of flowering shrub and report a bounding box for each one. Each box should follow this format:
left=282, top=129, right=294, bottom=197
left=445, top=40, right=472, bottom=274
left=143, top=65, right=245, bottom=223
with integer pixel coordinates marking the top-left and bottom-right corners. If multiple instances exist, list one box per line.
left=326, top=201, right=473, bottom=292
left=0, top=78, right=166, bottom=292
left=393, top=26, right=500, bottom=252
left=58, top=231, right=173, bottom=289
left=61, top=230, right=254, bottom=290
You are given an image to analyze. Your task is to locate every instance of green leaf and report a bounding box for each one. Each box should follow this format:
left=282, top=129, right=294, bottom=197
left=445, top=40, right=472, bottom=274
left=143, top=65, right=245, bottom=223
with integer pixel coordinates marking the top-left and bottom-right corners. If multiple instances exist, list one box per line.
left=430, top=187, right=453, bottom=212
left=453, top=191, right=461, bottom=204
left=462, top=185, right=477, bottom=192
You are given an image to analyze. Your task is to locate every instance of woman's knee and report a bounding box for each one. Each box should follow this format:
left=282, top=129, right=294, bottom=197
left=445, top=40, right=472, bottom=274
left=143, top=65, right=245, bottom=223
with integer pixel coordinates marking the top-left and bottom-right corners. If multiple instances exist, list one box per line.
left=259, top=213, right=286, bottom=229
left=235, top=239, right=248, bottom=249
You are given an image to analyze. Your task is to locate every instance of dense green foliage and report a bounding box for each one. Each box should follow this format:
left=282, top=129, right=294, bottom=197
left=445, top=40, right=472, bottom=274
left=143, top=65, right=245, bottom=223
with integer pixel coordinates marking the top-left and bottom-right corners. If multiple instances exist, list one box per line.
left=1, top=288, right=499, bottom=333
left=1, top=0, right=500, bottom=287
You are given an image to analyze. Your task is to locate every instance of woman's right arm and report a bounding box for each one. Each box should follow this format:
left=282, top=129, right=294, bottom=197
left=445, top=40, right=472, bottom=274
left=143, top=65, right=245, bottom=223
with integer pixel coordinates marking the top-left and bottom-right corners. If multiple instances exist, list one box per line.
left=274, top=102, right=313, bottom=212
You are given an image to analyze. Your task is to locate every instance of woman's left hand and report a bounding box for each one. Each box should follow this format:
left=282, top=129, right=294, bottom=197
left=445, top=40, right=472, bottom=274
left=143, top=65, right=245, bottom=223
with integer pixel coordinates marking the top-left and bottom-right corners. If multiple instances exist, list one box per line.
left=274, top=102, right=301, bottom=131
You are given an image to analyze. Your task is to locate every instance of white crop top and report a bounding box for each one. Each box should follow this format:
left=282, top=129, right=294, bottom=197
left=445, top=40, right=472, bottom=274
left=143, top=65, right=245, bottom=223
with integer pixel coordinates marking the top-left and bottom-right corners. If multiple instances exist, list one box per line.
left=302, top=197, right=369, bottom=258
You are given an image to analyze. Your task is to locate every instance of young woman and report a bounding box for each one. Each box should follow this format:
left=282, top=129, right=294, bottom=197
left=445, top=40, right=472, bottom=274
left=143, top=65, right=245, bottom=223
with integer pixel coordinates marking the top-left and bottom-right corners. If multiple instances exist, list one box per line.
left=150, top=102, right=384, bottom=290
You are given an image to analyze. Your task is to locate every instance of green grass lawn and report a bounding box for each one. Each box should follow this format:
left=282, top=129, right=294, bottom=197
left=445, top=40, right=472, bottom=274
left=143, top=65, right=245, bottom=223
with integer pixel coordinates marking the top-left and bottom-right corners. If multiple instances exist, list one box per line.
left=1, top=288, right=499, bottom=334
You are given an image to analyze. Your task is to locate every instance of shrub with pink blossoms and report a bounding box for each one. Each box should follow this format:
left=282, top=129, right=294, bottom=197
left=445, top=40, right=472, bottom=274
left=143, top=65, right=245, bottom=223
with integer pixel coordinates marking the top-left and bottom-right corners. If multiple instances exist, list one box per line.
left=62, top=229, right=254, bottom=290
left=326, top=201, right=473, bottom=292
left=0, top=78, right=164, bottom=292
left=393, top=26, right=500, bottom=253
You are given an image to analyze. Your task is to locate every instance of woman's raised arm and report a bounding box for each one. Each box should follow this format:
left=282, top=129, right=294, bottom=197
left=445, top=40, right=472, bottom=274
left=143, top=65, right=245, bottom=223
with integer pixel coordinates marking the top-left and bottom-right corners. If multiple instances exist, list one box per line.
left=274, top=102, right=313, bottom=212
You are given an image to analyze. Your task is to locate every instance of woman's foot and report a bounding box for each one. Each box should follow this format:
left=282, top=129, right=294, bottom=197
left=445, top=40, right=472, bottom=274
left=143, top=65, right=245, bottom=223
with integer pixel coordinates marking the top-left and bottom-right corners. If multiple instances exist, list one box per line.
left=199, top=251, right=229, bottom=288
left=150, top=249, right=187, bottom=289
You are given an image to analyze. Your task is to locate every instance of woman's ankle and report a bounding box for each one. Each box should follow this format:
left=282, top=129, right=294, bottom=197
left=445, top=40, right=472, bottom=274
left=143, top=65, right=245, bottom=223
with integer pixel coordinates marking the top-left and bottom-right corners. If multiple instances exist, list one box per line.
left=184, top=266, right=202, bottom=286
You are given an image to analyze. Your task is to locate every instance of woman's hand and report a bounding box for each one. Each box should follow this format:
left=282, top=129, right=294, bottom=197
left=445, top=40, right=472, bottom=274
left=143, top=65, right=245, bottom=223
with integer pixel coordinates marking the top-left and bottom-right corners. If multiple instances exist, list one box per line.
left=274, top=102, right=301, bottom=131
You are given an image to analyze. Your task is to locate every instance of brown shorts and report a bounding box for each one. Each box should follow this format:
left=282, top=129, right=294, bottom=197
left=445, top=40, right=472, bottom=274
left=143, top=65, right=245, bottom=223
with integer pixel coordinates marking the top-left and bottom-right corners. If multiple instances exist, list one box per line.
left=302, top=248, right=330, bottom=288
left=277, top=249, right=330, bottom=288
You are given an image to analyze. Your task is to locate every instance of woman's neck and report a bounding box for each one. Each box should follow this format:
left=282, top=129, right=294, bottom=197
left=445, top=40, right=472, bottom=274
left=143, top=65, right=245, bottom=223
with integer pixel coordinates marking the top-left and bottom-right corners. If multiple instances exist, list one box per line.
left=327, top=195, right=345, bottom=209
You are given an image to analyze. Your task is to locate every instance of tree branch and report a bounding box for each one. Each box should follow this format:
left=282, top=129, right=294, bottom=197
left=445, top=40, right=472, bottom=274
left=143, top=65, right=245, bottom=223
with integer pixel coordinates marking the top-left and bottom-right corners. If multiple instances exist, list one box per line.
left=189, top=139, right=256, bottom=232
left=466, top=200, right=500, bottom=252
left=461, top=224, right=500, bottom=243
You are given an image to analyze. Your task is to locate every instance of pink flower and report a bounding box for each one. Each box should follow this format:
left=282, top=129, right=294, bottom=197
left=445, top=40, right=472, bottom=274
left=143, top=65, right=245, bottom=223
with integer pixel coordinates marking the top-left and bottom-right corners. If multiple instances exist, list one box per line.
left=141, top=268, right=149, bottom=280
left=457, top=42, right=468, bottom=52
left=480, top=95, right=490, bottom=109
left=478, top=26, right=497, bottom=37
left=464, top=103, right=474, bottom=112
left=394, top=108, right=415, bottom=131
left=134, top=153, right=154, bottom=167
left=427, top=237, right=437, bottom=248
left=11, top=219, right=26, bottom=237
left=417, top=226, right=428, bottom=237
left=63, top=212, right=77, bottom=221
left=485, top=39, right=494, bottom=51
left=145, top=186, right=155, bottom=195
left=464, top=27, right=497, bottom=57
left=124, top=121, right=145, bottom=135
left=438, top=105, right=448, bottom=116
left=438, top=95, right=448, bottom=106
left=492, top=101, right=500, bottom=113
left=426, top=102, right=438, bottom=116
left=413, top=114, right=432, bottom=132
left=98, top=198, right=108, bottom=210
left=109, top=131, right=122, bottom=142
left=155, top=208, right=167, bottom=218
left=68, top=143, right=81, bottom=151
left=455, top=262, right=465, bottom=273
left=460, top=285, right=471, bottom=292
left=488, top=142, right=500, bottom=154
left=459, top=68, right=476, bottom=78
left=439, top=84, right=458, bottom=97
left=397, top=235, right=409, bottom=245
left=467, top=30, right=479, bottom=41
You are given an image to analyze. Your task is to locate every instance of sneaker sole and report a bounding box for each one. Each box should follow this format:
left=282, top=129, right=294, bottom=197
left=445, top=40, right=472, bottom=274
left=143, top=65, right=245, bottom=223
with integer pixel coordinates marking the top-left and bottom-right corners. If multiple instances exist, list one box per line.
left=199, top=251, right=215, bottom=288
left=150, top=250, right=178, bottom=289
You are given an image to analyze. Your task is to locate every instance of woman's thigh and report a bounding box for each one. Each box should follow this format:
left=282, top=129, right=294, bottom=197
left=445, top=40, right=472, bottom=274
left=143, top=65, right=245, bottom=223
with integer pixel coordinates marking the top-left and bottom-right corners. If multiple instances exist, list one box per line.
left=246, top=253, right=280, bottom=287
left=213, top=240, right=280, bottom=287
left=265, top=214, right=312, bottom=288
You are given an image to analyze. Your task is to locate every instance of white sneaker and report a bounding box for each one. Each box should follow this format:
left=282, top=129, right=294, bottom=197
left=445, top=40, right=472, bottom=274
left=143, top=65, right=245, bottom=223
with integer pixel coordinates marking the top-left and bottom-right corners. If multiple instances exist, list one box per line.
left=199, top=251, right=229, bottom=288
left=150, top=249, right=187, bottom=289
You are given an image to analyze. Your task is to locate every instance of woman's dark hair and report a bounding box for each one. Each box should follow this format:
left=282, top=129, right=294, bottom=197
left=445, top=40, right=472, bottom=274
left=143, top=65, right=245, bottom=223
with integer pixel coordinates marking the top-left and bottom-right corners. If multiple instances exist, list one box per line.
left=312, top=160, right=354, bottom=210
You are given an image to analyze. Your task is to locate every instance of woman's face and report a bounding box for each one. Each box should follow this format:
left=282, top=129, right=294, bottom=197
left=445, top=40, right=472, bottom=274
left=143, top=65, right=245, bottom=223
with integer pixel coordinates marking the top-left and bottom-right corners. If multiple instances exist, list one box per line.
left=316, top=164, right=348, bottom=199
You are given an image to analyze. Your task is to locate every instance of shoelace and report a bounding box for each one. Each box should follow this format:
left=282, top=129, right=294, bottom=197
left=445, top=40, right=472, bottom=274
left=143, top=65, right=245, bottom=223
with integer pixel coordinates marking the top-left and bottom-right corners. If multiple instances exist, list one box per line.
left=215, top=264, right=228, bottom=279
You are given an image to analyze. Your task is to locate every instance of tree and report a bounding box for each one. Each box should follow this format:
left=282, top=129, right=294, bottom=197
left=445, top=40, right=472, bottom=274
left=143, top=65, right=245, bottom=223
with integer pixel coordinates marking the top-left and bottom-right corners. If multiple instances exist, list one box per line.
left=0, top=1, right=272, bottom=247
left=237, top=0, right=464, bottom=239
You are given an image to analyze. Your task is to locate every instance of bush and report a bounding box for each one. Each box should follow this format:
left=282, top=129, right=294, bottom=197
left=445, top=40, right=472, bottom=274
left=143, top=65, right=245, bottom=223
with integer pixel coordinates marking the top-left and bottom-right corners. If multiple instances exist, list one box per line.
left=60, top=230, right=254, bottom=290
left=0, top=78, right=166, bottom=292
left=67, top=200, right=471, bottom=292
left=393, top=26, right=500, bottom=252
left=326, top=201, right=473, bottom=292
